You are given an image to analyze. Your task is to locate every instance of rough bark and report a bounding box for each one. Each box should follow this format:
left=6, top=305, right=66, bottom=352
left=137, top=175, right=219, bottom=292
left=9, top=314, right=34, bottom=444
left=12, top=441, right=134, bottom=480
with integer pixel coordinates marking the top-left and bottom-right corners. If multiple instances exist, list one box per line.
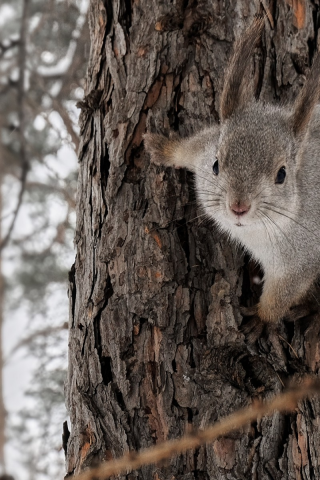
left=66, top=1, right=320, bottom=478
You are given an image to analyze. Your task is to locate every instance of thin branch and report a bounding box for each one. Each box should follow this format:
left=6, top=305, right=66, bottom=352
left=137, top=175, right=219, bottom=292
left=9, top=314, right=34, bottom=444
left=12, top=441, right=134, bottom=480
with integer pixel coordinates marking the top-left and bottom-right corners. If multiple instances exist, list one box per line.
left=51, top=97, right=80, bottom=150
left=0, top=148, right=5, bottom=473
left=73, top=378, right=320, bottom=480
left=0, top=39, right=20, bottom=59
left=0, top=171, right=27, bottom=251
left=35, top=9, right=89, bottom=96
left=0, top=0, right=30, bottom=252
left=4, top=323, right=68, bottom=365
left=27, top=83, right=80, bottom=151
left=25, top=181, right=76, bottom=209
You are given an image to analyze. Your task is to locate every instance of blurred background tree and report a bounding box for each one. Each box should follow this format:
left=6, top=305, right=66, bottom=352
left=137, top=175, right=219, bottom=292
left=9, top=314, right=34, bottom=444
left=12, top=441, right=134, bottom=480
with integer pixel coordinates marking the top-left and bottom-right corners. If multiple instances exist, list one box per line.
left=0, top=0, right=89, bottom=478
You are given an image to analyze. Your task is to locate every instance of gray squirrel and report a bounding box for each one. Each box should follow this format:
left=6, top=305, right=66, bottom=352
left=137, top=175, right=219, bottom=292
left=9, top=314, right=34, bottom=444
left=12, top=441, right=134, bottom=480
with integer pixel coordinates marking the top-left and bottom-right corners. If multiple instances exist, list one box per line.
left=144, top=17, right=320, bottom=327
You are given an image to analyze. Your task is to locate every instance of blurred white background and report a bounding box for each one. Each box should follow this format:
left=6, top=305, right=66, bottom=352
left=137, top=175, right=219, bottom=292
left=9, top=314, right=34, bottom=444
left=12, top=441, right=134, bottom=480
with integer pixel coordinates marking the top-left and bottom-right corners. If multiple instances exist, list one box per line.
left=0, top=1, right=90, bottom=478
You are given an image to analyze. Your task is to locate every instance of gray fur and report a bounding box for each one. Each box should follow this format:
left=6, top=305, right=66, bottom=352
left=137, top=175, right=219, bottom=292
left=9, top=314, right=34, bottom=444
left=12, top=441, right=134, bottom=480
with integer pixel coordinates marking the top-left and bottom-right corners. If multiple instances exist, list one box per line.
left=144, top=20, right=320, bottom=324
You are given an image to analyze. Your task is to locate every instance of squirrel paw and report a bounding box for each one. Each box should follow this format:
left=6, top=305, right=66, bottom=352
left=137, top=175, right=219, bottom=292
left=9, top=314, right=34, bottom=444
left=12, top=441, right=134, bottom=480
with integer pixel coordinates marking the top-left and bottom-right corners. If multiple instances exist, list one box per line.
left=240, top=306, right=278, bottom=344
left=285, top=304, right=317, bottom=322
left=239, top=305, right=258, bottom=317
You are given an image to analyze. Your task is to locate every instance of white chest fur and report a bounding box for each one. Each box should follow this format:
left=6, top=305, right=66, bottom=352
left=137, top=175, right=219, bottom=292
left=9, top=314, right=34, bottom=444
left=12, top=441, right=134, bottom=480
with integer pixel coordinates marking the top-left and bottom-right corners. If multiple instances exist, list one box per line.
left=228, top=221, right=286, bottom=277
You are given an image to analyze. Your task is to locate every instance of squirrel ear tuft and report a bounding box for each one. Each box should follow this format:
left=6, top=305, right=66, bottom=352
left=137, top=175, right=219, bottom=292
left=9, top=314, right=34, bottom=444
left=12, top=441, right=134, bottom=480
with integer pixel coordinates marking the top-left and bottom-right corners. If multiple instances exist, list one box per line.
left=220, top=15, right=265, bottom=121
left=291, top=53, right=320, bottom=137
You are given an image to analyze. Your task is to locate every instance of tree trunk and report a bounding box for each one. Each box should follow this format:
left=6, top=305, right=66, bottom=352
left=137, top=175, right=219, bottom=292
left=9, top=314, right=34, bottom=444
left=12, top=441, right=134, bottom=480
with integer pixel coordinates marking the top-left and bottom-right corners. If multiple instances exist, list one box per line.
left=66, top=1, right=320, bottom=478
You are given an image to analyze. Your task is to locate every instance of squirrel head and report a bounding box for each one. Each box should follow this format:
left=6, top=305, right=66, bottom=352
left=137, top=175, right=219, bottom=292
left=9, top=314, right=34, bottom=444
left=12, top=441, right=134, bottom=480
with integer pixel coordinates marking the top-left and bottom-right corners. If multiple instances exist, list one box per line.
left=144, top=16, right=320, bottom=234
left=210, top=103, right=294, bottom=229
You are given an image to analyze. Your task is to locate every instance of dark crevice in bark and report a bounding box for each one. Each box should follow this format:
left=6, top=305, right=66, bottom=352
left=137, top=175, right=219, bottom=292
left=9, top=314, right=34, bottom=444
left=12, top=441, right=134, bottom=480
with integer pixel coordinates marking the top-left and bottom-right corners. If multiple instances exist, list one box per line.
left=189, top=341, right=196, bottom=367
left=113, top=385, right=126, bottom=411
left=68, top=263, right=76, bottom=328
left=104, top=274, right=114, bottom=302
left=93, top=275, right=114, bottom=379
left=167, top=72, right=188, bottom=132
left=81, top=326, right=88, bottom=356
left=307, top=397, right=318, bottom=421
left=194, top=472, right=210, bottom=480
left=172, top=397, right=182, bottom=410
left=304, top=401, right=316, bottom=479
left=104, top=0, right=113, bottom=36
left=77, top=120, right=93, bottom=162
left=240, top=355, right=270, bottom=392
left=185, top=316, right=197, bottom=341
left=124, top=147, right=145, bottom=183
left=100, top=144, right=110, bottom=205
left=277, top=414, right=292, bottom=463
left=308, top=4, right=319, bottom=62
left=93, top=315, right=102, bottom=356
left=141, top=199, right=148, bottom=218
left=201, top=72, right=219, bottom=123
left=100, top=356, right=113, bottom=385
left=176, top=217, right=191, bottom=279
left=308, top=35, right=317, bottom=66
left=62, top=420, right=70, bottom=456
left=119, top=0, right=132, bottom=33
left=172, top=358, right=177, bottom=372
left=296, top=315, right=315, bottom=336
left=315, top=7, right=320, bottom=47
left=283, top=319, right=295, bottom=346
left=308, top=455, right=315, bottom=480
left=187, top=407, right=193, bottom=423
left=139, top=317, right=148, bottom=328
left=156, top=12, right=184, bottom=33
left=240, top=257, right=263, bottom=312
left=121, top=343, right=134, bottom=362
left=291, top=52, right=308, bottom=76
left=182, top=5, right=214, bottom=41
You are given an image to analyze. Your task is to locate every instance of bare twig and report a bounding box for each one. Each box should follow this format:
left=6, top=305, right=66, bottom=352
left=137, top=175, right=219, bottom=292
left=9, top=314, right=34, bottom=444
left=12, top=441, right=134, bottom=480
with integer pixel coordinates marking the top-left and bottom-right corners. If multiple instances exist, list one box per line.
left=0, top=0, right=30, bottom=251
left=277, top=334, right=299, bottom=359
left=25, top=181, right=76, bottom=209
left=0, top=39, right=20, bottom=59
left=51, top=97, right=80, bottom=150
left=4, top=323, right=68, bottom=365
left=72, top=378, right=320, bottom=480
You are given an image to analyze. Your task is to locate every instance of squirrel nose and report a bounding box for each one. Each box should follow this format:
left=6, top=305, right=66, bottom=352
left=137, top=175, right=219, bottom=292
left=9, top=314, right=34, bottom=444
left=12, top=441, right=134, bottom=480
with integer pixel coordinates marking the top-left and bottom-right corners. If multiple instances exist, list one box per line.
left=230, top=201, right=251, bottom=216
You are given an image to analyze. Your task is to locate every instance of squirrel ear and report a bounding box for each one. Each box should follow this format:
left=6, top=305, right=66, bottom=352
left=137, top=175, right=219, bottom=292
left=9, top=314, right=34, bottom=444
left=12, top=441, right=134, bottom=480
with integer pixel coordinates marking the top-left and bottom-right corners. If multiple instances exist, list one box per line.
left=144, top=133, right=196, bottom=171
left=220, top=15, right=265, bottom=121
left=291, top=53, right=320, bottom=137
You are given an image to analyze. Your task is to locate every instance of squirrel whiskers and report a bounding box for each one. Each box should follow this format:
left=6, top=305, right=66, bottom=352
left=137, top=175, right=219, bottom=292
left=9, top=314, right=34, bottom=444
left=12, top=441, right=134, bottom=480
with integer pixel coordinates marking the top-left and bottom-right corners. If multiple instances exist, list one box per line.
left=144, top=16, right=320, bottom=326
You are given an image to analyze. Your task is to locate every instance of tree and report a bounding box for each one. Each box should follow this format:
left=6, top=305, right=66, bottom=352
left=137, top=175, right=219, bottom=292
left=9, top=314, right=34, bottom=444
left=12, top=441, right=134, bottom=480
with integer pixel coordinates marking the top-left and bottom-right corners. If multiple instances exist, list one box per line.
left=66, top=1, right=320, bottom=478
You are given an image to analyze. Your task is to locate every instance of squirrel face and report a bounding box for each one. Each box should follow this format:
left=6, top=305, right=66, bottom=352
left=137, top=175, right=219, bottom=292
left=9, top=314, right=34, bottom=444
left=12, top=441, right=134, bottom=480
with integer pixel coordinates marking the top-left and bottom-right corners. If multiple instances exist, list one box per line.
left=199, top=103, right=297, bottom=234
left=144, top=16, right=320, bottom=323
left=144, top=14, right=320, bottom=245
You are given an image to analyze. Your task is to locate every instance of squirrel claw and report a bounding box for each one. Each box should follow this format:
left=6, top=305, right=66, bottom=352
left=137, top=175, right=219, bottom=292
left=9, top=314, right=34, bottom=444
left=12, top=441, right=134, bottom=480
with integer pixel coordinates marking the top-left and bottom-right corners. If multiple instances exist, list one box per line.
left=241, top=316, right=266, bottom=344
left=241, top=317, right=279, bottom=344
left=239, top=305, right=259, bottom=317
left=285, top=304, right=316, bottom=322
left=240, top=306, right=279, bottom=344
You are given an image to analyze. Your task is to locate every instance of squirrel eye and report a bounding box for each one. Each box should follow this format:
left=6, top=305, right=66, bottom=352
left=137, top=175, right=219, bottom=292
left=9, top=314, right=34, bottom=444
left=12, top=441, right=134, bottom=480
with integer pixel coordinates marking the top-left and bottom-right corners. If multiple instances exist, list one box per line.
left=212, top=160, right=219, bottom=176
left=275, top=167, right=286, bottom=184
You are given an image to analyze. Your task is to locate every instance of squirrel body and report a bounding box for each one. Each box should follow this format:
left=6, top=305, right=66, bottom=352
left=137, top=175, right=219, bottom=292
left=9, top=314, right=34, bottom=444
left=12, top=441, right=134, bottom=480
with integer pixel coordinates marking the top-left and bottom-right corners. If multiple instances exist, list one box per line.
left=144, top=18, right=320, bottom=324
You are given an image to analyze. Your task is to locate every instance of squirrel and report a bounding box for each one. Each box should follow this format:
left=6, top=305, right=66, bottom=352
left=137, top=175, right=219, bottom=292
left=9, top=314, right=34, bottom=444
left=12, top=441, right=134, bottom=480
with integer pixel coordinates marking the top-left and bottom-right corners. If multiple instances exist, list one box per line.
left=144, top=16, right=320, bottom=328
